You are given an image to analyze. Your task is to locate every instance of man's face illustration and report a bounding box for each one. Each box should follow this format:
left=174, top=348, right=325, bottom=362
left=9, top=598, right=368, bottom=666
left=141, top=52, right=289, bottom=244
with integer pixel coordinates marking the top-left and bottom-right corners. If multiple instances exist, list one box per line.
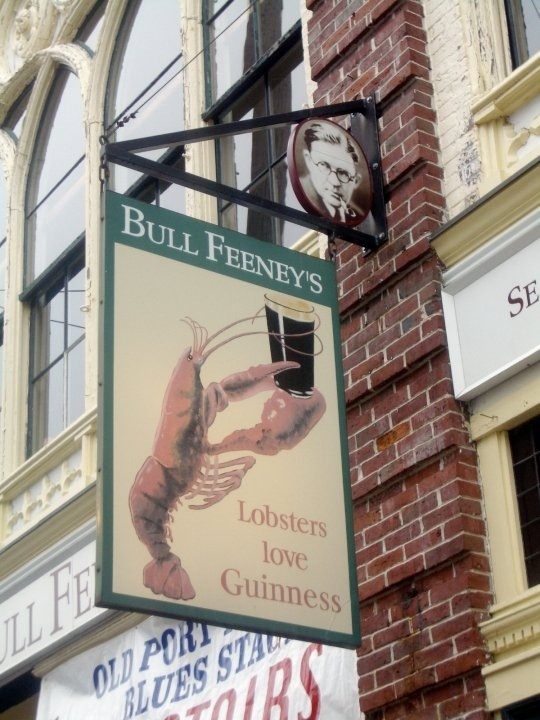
left=304, top=140, right=358, bottom=213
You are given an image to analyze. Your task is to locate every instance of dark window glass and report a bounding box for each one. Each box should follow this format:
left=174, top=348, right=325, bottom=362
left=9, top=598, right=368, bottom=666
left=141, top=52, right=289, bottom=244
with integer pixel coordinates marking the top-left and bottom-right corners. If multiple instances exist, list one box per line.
left=503, top=693, right=540, bottom=719
left=509, top=416, right=540, bottom=587
left=505, top=0, right=540, bottom=68
left=204, top=0, right=306, bottom=246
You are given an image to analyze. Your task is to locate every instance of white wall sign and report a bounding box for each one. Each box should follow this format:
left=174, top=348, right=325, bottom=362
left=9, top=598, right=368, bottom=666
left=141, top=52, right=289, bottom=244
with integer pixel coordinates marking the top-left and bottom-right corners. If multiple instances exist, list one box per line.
left=442, top=209, right=540, bottom=399
left=0, top=529, right=106, bottom=682
left=37, top=616, right=362, bottom=720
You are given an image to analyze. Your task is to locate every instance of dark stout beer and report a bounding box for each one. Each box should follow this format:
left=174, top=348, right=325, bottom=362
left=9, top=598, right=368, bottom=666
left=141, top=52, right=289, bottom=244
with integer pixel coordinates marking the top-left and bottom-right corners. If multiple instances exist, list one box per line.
left=264, top=294, right=316, bottom=397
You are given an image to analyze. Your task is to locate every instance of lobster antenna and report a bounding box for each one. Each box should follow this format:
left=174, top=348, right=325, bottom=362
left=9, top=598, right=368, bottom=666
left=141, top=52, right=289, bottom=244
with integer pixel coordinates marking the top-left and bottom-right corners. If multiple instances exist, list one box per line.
left=197, top=309, right=267, bottom=355
left=180, top=306, right=322, bottom=361
left=180, top=317, right=209, bottom=354
left=203, top=328, right=277, bottom=361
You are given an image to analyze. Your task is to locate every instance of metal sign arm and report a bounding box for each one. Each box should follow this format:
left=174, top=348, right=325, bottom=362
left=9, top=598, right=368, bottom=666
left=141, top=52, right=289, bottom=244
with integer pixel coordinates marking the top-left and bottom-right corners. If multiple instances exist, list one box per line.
left=104, top=100, right=372, bottom=154
left=101, top=98, right=387, bottom=251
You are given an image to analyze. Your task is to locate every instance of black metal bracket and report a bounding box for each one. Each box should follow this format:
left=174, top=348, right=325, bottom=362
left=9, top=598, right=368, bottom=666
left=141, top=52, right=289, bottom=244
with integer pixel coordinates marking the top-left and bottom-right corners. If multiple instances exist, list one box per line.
left=101, top=97, right=387, bottom=252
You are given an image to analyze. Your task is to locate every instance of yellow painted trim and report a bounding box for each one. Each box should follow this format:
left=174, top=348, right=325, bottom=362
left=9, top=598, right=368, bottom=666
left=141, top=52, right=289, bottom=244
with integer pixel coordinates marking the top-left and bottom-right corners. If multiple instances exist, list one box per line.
left=472, top=364, right=540, bottom=709
left=470, top=366, right=540, bottom=441
left=476, top=432, right=527, bottom=603
left=483, top=640, right=540, bottom=710
left=481, top=586, right=540, bottom=655
left=472, top=54, right=540, bottom=122
left=431, top=160, right=540, bottom=268
left=0, top=485, right=96, bottom=579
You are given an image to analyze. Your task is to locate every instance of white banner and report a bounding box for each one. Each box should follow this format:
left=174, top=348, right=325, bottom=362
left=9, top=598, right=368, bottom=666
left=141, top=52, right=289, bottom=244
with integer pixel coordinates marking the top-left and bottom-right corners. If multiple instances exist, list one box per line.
left=37, top=617, right=361, bottom=720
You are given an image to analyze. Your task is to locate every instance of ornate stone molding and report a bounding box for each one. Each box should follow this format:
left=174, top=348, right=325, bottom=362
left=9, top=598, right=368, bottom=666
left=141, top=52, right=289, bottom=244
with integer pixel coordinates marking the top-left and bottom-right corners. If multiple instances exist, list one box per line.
left=52, top=0, right=77, bottom=10
left=481, top=587, right=540, bottom=709
left=481, top=588, right=540, bottom=657
left=0, top=0, right=57, bottom=81
left=472, top=55, right=540, bottom=192
left=38, top=42, right=93, bottom=105
left=430, top=159, right=540, bottom=269
left=0, top=410, right=97, bottom=548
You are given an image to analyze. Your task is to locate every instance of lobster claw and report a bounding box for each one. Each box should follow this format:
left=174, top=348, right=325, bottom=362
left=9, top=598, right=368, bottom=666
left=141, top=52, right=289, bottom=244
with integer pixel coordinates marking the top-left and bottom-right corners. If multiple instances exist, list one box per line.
left=209, top=387, right=326, bottom=457
left=204, top=360, right=299, bottom=427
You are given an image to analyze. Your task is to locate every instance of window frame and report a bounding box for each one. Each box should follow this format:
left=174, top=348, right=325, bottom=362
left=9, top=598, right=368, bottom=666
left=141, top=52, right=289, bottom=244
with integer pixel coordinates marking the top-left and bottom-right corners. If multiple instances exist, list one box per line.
left=20, top=61, right=88, bottom=458
left=103, top=0, right=186, bottom=207
left=508, top=416, right=540, bottom=587
left=202, top=19, right=302, bottom=121
left=471, top=367, right=540, bottom=710
left=202, top=3, right=304, bottom=246
left=504, top=0, right=539, bottom=69
left=502, top=694, right=540, bottom=719
left=23, top=238, right=85, bottom=456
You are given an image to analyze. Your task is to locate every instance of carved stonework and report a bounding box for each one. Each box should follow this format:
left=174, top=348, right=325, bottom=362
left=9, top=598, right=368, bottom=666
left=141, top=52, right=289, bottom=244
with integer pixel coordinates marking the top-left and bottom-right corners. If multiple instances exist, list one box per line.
left=507, top=103, right=540, bottom=169
left=2, top=446, right=86, bottom=545
left=52, top=0, right=77, bottom=10
left=481, top=590, right=540, bottom=666
left=13, top=0, right=39, bottom=58
left=0, top=0, right=57, bottom=79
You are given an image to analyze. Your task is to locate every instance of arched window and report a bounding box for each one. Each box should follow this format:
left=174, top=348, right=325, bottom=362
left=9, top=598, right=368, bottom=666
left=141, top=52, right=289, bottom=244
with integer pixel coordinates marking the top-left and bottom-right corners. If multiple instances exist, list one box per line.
left=105, top=0, right=185, bottom=212
left=23, top=66, right=86, bottom=455
left=0, top=85, right=30, bottom=433
left=25, top=68, right=85, bottom=281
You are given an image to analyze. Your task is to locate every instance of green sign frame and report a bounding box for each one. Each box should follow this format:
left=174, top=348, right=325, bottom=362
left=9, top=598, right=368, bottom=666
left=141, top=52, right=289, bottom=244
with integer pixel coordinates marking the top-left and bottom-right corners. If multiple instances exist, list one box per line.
left=97, top=190, right=360, bottom=648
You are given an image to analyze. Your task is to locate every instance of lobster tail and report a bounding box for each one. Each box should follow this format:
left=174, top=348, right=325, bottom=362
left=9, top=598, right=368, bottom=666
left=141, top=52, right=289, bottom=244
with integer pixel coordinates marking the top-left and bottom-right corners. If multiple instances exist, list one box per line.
left=129, top=456, right=183, bottom=560
left=129, top=456, right=195, bottom=600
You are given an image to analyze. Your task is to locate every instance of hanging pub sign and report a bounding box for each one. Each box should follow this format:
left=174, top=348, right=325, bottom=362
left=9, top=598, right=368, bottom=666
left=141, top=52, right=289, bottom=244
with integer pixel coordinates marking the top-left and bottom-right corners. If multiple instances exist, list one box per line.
left=288, top=118, right=373, bottom=227
left=97, top=190, right=360, bottom=648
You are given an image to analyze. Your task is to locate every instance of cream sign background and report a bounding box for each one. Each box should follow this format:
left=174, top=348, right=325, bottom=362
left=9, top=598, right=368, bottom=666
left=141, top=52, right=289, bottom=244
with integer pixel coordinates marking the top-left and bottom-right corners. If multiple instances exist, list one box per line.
left=98, top=191, right=359, bottom=648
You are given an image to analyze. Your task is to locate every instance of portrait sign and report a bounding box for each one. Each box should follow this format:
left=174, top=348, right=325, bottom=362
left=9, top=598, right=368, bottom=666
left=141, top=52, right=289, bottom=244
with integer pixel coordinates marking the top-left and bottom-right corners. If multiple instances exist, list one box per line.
left=98, top=190, right=360, bottom=648
left=287, top=118, right=372, bottom=227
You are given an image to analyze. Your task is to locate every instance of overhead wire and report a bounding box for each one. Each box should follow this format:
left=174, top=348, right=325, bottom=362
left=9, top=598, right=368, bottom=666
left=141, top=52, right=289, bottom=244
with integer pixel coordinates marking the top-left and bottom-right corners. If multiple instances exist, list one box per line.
left=103, top=0, right=257, bottom=140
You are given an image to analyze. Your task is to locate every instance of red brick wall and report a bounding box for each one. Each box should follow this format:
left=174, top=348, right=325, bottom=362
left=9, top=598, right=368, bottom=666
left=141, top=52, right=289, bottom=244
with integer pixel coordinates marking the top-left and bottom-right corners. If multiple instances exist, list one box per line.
left=305, top=1, right=493, bottom=717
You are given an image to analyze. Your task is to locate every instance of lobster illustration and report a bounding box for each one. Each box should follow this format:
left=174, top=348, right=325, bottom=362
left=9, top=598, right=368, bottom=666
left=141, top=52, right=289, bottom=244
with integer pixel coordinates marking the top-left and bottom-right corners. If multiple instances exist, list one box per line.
left=129, top=312, right=326, bottom=601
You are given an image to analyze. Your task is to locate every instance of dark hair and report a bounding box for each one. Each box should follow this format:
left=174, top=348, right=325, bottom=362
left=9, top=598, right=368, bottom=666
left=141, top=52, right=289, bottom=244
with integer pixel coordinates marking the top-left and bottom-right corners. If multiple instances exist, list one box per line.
left=303, top=122, right=359, bottom=163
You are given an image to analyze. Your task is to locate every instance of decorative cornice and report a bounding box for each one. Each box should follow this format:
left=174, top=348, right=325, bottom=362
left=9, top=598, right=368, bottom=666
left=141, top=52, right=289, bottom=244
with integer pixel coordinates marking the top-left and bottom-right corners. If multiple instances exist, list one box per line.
left=0, top=484, right=97, bottom=579
left=37, top=41, right=92, bottom=104
left=0, top=0, right=57, bottom=81
left=472, top=54, right=540, bottom=123
left=481, top=587, right=540, bottom=659
left=0, top=0, right=88, bottom=86
left=430, top=159, right=540, bottom=268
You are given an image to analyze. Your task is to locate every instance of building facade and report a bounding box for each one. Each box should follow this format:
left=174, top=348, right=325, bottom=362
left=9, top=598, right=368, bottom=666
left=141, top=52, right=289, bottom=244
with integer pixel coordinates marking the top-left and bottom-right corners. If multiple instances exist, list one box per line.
left=0, top=1, right=539, bottom=718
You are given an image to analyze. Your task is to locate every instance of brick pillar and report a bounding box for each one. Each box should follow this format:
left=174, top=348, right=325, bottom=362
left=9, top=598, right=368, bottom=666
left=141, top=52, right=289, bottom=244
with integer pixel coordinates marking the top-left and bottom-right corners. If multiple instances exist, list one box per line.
left=305, top=1, right=493, bottom=718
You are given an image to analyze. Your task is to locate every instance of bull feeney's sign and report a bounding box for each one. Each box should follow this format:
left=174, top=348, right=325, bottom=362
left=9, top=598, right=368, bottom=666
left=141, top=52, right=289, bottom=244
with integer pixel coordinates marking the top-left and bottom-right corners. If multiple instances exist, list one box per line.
left=97, top=190, right=360, bottom=647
